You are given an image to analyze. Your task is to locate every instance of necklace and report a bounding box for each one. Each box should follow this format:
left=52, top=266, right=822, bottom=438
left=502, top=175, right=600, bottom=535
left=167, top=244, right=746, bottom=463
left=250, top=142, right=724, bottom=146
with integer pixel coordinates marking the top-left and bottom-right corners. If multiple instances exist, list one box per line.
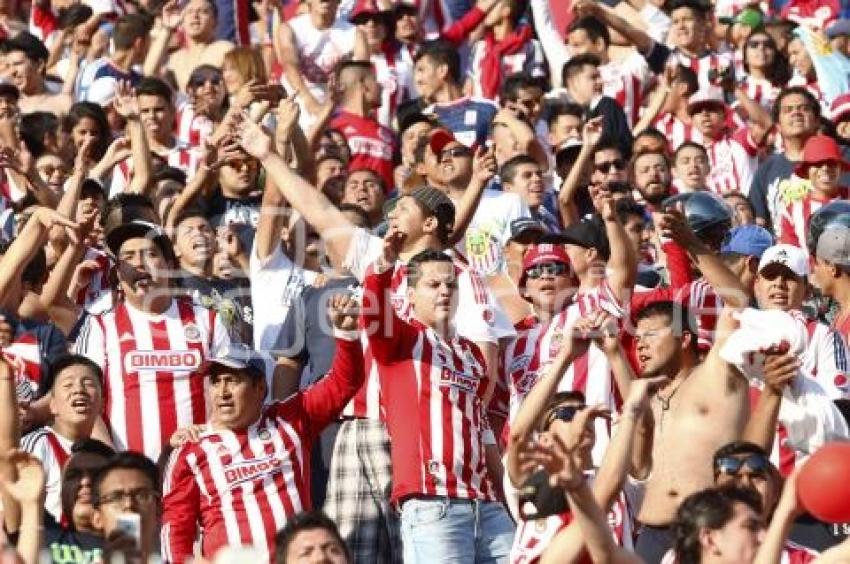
left=655, top=379, right=684, bottom=429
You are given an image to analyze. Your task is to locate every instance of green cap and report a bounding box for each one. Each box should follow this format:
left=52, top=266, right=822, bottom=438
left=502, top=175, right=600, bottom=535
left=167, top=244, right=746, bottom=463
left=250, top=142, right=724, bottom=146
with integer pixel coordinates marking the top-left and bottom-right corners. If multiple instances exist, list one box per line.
left=719, top=7, right=763, bottom=28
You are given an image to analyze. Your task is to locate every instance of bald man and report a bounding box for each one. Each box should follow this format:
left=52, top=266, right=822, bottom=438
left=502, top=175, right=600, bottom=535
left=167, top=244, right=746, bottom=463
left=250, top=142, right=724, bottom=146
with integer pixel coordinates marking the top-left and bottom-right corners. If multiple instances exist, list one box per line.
left=328, top=60, right=397, bottom=190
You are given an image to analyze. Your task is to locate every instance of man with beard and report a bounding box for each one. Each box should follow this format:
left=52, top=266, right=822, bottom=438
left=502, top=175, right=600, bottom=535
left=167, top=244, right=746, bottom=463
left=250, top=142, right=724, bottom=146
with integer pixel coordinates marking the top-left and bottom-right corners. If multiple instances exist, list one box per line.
left=630, top=301, right=749, bottom=563
left=75, top=220, right=232, bottom=461
left=632, top=150, right=675, bottom=211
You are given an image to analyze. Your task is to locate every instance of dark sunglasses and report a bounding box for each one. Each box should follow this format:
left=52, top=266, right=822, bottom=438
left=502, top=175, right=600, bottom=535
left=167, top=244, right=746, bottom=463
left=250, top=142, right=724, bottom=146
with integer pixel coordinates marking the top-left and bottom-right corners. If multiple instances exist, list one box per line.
left=190, top=75, right=223, bottom=88
left=526, top=262, right=568, bottom=279
left=441, top=146, right=471, bottom=159
left=594, top=159, right=626, bottom=173
left=545, top=405, right=584, bottom=428
left=714, top=454, right=769, bottom=477
left=746, top=39, right=772, bottom=49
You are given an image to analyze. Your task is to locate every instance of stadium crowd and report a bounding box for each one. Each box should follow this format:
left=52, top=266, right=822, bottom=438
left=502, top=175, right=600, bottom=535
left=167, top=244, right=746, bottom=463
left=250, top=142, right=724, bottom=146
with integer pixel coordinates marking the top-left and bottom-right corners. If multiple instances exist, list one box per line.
left=1, top=0, right=850, bottom=561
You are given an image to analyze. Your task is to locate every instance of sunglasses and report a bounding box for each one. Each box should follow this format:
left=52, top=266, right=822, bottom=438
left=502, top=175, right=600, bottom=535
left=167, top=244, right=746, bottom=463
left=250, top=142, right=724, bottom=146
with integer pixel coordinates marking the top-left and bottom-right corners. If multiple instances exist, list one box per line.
left=526, top=262, right=568, bottom=279
left=594, top=159, right=626, bottom=173
left=190, top=75, right=223, bottom=88
left=545, top=405, right=584, bottom=428
left=441, top=146, right=471, bottom=159
left=746, top=39, right=772, bottom=49
left=714, top=454, right=769, bottom=477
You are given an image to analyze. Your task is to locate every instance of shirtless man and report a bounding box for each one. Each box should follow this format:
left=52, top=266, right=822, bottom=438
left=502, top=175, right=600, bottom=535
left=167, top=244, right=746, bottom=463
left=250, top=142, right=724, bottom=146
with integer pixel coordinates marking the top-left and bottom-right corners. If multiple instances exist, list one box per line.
left=631, top=300, right=749, bottom=564
left=3, top=31, right=71, bottom=116
left=166, top=0, right=234, bottom=92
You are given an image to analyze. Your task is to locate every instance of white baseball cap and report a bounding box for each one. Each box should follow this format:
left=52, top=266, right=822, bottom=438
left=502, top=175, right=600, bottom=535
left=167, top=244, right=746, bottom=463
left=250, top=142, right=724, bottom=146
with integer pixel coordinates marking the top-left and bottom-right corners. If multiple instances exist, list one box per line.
left=757, top=244, right=810, bottom=278
left=86, top=77, right=118, bottom=107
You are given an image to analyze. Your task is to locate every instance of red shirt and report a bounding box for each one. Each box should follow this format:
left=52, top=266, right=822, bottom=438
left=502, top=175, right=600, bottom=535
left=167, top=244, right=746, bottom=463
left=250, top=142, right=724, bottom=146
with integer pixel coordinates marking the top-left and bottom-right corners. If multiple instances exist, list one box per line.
left=329, top=110, right=397, bottom=191
left=161, top=337, right=364, bottom=563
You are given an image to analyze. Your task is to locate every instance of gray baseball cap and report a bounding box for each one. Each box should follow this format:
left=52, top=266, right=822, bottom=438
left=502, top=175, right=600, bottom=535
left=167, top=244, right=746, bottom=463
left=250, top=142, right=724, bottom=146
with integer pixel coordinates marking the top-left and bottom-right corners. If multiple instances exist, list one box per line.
left=816, top=227, right=850, bottom=266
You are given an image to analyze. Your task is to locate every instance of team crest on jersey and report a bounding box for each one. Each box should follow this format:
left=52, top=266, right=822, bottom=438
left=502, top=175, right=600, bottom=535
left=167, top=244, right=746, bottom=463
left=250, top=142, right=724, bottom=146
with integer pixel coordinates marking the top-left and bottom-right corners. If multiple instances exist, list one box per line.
left=509, top=354, right=531, bottom=375
left=427, top=460, right=444, bottom=478
left=124, top=350, right=202, bottom=372
left=258, top=429, right=271, bottom=441
left=184, top=323, right=201, bottom=342
left=549, top=331, right=564, bottom=357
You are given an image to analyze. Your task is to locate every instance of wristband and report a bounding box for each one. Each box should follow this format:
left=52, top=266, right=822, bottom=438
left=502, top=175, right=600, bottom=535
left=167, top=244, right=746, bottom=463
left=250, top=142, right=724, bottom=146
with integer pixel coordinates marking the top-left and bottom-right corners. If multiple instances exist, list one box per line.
left=333, top=327, right=360, bottom=342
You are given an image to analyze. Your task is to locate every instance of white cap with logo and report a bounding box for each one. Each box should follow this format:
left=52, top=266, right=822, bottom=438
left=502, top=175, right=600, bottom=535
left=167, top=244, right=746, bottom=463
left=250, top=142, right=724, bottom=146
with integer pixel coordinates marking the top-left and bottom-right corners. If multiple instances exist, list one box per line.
left=757, top=244, right=810, bottom=278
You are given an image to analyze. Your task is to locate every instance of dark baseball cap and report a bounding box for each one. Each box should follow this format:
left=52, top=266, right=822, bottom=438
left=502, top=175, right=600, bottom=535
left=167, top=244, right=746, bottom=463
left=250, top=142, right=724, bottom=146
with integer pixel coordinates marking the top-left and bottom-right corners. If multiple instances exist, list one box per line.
left=509, top=218, right=546, bottom=241
left=105, top=220, right=175, bottom=261
left=548, top=217, right=610, bottom=260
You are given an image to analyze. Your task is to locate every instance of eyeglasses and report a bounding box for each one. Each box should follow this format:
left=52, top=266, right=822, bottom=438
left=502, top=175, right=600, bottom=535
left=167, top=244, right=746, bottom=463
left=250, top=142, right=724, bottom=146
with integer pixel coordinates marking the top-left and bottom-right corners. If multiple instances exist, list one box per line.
left=746, top=39, right=772, bottom=49
left=526, top=262, right=568, bottom=279
left=594, top=159, right=626, bottom=173
left=98, top=488, right=159, bottom=507
left=190, top=75, right=223, bottom=88
left=441, top=147, right=471, bottom=159
left=714, top=454, right=769, bottom=478
left=545, top=404, right=584, bottom=428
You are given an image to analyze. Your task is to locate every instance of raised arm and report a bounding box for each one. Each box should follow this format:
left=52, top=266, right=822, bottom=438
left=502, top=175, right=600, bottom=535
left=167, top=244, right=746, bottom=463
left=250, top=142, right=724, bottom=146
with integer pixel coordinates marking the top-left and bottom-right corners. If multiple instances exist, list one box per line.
left=276, top=22, right=323, bottom=117
left=160, top=447, right=202, bottom=564
left=113, top=82, right=154, bottom=196
left=559, top=117, right=602, bottom=228
left=441, top=0, right=498, bottom=45
left=0, top=451, right=46, bottom=564
left=598, top=194, right=637, bottom=303
left=237, top=116, right=355, bottom=268
left=742, top=353, right=797, bottom=451
left=575, top=0, right=657, bottom=57
left=529, top=0, right=570, bottom=86
left=143, top=0, right=183, bottom=77
left=448, top=146, right=496, bottom=246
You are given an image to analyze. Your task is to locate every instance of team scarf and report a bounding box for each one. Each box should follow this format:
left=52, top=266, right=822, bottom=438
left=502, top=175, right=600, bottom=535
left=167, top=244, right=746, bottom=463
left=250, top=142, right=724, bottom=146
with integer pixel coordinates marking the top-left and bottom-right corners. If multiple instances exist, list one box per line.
left=480, top=24, right=534, bottom=99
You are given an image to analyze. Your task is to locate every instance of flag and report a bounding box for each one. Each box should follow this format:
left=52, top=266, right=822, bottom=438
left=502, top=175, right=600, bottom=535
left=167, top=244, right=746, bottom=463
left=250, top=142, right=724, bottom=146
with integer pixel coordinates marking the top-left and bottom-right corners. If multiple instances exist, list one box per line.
left=795, top=25, right=850, bottom=104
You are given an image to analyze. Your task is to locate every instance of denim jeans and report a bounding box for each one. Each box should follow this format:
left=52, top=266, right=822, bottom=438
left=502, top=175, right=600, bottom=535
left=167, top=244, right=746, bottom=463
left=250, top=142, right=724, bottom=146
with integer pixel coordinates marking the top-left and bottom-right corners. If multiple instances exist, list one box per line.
left=400, top=497, right=515, bottom=563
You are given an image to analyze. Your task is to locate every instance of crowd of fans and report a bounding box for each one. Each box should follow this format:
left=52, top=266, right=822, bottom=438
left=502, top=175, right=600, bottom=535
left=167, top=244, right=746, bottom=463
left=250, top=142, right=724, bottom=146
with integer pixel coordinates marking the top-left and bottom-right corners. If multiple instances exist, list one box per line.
left=1, top=0, right=850, bottom=562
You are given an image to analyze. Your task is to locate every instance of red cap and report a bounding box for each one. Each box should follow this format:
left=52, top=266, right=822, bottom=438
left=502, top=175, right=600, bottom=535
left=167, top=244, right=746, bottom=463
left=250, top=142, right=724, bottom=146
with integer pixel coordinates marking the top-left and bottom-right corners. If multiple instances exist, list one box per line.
left=519, top=243, right=570, bottom=287
left=429, top=128, right=460, bottom=155
left=349, top=0, right=388, bottom=23
left=831, top=93, right=850, bottom=124
left=794, top=134, right=850, bottom=176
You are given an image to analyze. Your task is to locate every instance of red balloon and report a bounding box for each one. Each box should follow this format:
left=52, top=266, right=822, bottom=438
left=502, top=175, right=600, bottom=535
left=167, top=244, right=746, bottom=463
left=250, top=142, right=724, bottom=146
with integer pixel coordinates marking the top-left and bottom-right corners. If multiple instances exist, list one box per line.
left=798, top=442, right=850, bottom=523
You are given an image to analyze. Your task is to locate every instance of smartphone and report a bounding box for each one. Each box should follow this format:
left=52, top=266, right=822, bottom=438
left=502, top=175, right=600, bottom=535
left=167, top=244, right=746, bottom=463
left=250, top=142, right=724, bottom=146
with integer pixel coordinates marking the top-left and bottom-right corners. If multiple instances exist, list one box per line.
left=116, top=513, right=141, bottom=548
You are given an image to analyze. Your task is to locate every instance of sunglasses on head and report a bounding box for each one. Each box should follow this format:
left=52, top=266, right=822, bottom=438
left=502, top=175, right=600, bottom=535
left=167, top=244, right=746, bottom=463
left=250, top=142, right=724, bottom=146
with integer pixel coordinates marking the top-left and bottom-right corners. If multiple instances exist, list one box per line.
left=714, top=454, right=769, bottom=477
left=545, top=405, right=584, bottom=428
left=594, top=159, right=625, bottom=173
left=526, top=262, right=568, bottom=279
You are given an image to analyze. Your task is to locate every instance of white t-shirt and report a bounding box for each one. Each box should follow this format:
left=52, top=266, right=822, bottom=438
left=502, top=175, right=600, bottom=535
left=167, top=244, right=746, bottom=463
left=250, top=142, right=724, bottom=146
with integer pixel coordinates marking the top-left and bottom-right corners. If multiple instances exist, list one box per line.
left=455, top=189, right=531, bottom=277
left=250, top=243, right=317, bottom=355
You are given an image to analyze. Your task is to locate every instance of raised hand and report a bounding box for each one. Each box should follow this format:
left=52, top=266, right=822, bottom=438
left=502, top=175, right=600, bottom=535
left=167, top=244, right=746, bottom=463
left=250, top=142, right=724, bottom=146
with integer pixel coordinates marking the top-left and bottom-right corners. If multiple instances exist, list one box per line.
left=471, top=145, right=498, bottom=186
left=160, top=0, right=184, bottom=30
left=376, top=225, right=405, bottom=273
left=169, top=424, right=207, bottom=448
left=761, top=352, right=799, bottom=394
left=276, top=94, right=301, bottom=141
left=654, top=203, right=699, bottom=248
left=113, top=80, right=140, bottom=120
left=582, top=116, right=604, bottom=148
left=622, top=375, right=670, bottom=416
left=236, top=116, right=273, bottom=161
left=0, top=450, right=46, bottom=505
left=32, top=207, right=80, bottom=243
left=526, top=432, right=585, bottom=490
left=249, top=82, right=287, bottom=107
left=328, top=292, right=361, bottom=332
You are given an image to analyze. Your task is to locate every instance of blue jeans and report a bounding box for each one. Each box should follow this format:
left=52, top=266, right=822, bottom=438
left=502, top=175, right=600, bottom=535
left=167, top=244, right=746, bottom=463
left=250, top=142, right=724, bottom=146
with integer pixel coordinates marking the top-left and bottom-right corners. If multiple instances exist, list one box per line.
left=400, top=497, right=515, bottom=563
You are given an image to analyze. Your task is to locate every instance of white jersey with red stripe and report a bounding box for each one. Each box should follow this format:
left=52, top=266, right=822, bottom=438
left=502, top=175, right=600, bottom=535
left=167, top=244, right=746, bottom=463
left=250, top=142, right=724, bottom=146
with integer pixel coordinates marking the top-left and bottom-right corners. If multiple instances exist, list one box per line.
left=704, top=129, right=759, bottom=196
left=341, top=227, right=514, bottom=420
left=108, top=142, right=200, bottom=198
left=600, top=51, right=651, bottom=128
left=175, top=102, right=215, bottom=148
left=466, top=37, right=547, bottom=101
left=74, top=297, right=231, bottom=460
left=779, top=189, right=850, bottom=257
left=652, top=113, right=704, bottom=152
left=2, top=331, right=47, bottom=402
left=370, top=44, right=415, bottom=129
left=161, top=336, right=363, bottom=562
left=788, top=74, right=828, bottom=113
left=21, top=426, right=72, bottom=522
left=363, top=267, right=496, bottom=502
left=660, top=541, right=816, bottom=564
left=510, top=472, right=636, bottom=564
left=738, top=76, right=781, bottom=113
left=503, top=281, right=626, bottom=463
left=670, top=50, right=735, bottom=91
left=74, top=247, right=114, bottom=315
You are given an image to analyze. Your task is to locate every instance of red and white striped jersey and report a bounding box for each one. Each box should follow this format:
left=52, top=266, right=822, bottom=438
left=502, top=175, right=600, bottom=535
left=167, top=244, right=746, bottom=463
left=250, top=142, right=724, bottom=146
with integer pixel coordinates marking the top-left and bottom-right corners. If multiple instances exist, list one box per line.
left=362, top=267, right=496, bottom=502
left=466, top=36, right=547, bottom=101
left=2, top=331, right=46, bottom=402
left=108, top=142, right=200, bottom=198
left=704, top=129, right=759, bottom=196
left=74, top=297, right=231, bottom=460
left=175, top=102, right=214, bottom=149
left=503, top=281, right=626, bottom=463
left=370, top=44, right=415, bottom=129
left=779, top=188, right=850, bottom=257
left=340, top=227, right=515, bottom=420
left=328, top=110, right=397, bottom=191
left=737, top=76, right=781, bottom=113
left=21, top=426, right=72, bottom=523
left=798, top=316, right=850, bottom=400
left=74, top=247, right=114, bottom=315
left=788, top=74, right=828, bottom=114
left=652, top=113, right=704, bottom=152
left=160, top=336, right=364, bottom=563
left=600, top=51, right=651, bottom=128
left=510, top=475, right=635, bottom=564
left=669, top=50, right=735, bottom=91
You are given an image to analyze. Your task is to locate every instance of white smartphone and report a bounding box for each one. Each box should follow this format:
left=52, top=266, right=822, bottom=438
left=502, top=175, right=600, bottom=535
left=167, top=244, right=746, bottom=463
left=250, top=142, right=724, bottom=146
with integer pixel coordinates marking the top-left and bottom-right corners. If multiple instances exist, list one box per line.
left=115, top=513, right=141, bottom=548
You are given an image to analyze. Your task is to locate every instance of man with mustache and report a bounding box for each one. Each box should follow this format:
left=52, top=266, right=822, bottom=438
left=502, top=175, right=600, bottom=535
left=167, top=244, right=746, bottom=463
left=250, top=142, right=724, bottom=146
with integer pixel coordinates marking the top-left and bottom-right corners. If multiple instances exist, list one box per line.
left=75, top=220, right=232, bottom=461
